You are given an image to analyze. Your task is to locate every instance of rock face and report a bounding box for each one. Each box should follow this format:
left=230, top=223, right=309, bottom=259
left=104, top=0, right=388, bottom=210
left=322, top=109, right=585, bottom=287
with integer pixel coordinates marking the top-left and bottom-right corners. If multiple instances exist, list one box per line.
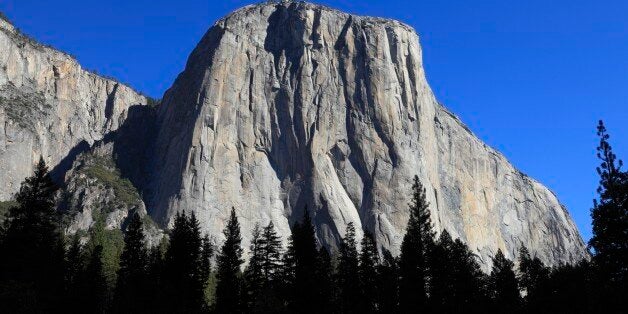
left=0, top=2, right=587, bottom=268
left=148, top=2, right=587, bottom=267
left=0, top=16, right=147, bottom=200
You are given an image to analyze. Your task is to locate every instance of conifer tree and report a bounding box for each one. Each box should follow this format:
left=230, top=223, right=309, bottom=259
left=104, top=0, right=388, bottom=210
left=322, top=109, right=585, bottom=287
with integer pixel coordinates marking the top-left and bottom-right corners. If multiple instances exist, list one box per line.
left=0, top=157, right=65, bottom=312
left=199, top=234, right=213, bottom=311
left=283, top=208, right=319, bottom=313
left=589, top=120, right=628, bottom=286
left=430, top=230, right=456, bottom=312
left=377, top=249, right=399, bottom=313
left=432, top=231, right=487, bottom=312
left=449, top=237, right=487, bottom=311
left=488, top=249, right=520, bottom=312
left=114, top=212, right=148, bottom=313
left=65, top=234, right=85, bottom=313
left=261, top=221, right=283, bottom=280
left=359, top=229, right=379, bottom=313
left=244, top=224, right=264, bottom=311
left=518, top=246, right=550, bottom=311
left=83, top=245, right=108, bottom=314
left=315, top=247, right=336, bottom=313
left=162, top=211, right=206, bottom=313
left=215, top=208, right=244, bottom=314
left=399, top=175, right=435, bottom=312
left=337, top=222, right=359, bottom=313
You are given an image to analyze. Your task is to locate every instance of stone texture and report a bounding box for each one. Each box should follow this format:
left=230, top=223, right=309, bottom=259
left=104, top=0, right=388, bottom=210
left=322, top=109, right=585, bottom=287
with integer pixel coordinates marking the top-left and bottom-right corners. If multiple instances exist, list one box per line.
left=0, top=3, right=588, bottom=269
left=0, top=15, right=147, bottom=199
left=148, top=2, right=587, bottom=268
left=62, top=144, right=163, bottom=247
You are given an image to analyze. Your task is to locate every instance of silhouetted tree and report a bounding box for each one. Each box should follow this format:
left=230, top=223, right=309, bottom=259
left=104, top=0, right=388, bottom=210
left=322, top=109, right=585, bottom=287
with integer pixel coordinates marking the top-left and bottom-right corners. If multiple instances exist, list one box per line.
left=215, top=208, right=244, bottom=313
left=162, top=212, right=207, bottom=313
left=0, top=157, right=65, bottom=313
left=430, top=230, right=456, bottom=312
left=432, top=231, right=487, bottom=313
left=283, top=208, right=319, bottom=313
left=399, top=175, right=435, bottom=312
left=589, top=120, right=627, bottom=309
left=359, top=229, right=379, bottom=313
left=545, top=260, right=598, bottom=313
left=244, top=224, right=263, bottom=312
left=314, top=246, right=336, bottom=313
left=114, top=212, right=149, bottom=313
left=517, top=246, right=550, bottom=311
left=488, top=249, right=520, bottom=312
left=82, top=245, right=108, bottom=314
left=337, top=222, right=359, bottom=313
left=65, top=234, right=85, bottom=314
left=449, top=237, right=487, bottom=312
left=377, top=249, right=399, bottom=313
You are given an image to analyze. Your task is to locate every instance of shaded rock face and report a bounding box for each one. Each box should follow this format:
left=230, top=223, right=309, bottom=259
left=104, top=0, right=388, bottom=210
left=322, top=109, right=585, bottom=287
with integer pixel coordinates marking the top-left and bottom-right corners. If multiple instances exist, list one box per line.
left=61, top=144, right=163, bottom=247
left=149, top=2, right=587, bottom=267
left=0, top=17, right=147, bottom=199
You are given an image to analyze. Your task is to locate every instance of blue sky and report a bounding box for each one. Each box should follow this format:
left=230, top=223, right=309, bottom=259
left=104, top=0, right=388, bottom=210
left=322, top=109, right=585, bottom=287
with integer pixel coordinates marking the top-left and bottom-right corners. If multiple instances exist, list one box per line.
left=1, top=0, right=627, bottom=241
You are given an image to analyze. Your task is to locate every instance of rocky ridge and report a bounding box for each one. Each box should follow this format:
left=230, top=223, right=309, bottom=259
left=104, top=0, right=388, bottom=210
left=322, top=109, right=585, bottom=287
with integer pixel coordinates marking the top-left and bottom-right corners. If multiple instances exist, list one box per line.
left=0, top=3, right=588, bottom=269
left=147, top=2, right=587, bottom=267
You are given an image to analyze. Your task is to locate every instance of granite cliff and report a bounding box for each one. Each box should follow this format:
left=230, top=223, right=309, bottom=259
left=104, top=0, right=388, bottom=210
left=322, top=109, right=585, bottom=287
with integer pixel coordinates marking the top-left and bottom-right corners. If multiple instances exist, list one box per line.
left=0, top=3, right=587, bottom=268
left=147, top=2, right=587, bottom=267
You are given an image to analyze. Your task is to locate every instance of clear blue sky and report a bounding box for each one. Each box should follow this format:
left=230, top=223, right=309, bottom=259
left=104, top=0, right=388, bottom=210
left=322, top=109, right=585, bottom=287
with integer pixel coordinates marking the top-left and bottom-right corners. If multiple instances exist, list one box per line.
left=2, top=0, right=627, bottom=241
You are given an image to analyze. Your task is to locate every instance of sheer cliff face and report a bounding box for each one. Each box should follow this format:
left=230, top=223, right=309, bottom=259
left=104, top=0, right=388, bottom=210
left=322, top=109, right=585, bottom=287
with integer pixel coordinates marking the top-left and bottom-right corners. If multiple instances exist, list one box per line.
left=150, top=2, right=586, bottom=266
left=0, top=17, right=147, bottom=199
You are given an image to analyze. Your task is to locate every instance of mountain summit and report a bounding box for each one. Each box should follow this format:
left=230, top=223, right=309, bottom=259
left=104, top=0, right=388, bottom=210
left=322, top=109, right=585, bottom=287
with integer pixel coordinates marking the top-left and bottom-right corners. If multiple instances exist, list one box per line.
left=0, top=2, right=587, bottom=268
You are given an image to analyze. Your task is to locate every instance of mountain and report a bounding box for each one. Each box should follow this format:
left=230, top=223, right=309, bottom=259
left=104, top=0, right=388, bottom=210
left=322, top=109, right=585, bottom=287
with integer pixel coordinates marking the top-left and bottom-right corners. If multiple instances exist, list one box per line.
left=0, top=2, right=587, bottom=268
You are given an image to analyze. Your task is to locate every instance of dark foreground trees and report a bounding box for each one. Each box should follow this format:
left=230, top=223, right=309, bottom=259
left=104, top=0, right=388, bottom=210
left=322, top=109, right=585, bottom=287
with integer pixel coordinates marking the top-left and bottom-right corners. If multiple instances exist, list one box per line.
left=0, top=119, right=626, bottom=313
left=0, top=157, right=65, bottom=313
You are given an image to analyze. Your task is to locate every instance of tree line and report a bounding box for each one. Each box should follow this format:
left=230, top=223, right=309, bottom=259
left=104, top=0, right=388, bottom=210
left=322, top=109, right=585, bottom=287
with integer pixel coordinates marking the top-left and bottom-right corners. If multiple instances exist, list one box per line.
left=0, top=120, right=625, bottom=313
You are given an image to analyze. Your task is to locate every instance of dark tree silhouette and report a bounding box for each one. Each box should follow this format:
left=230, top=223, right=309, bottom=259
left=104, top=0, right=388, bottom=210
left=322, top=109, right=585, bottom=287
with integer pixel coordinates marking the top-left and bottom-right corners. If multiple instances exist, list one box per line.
left=0, top=157, right=65, bottom=313
left=359, top=229, right=379, bottom=313
left=114, top=212, right=149, bottom=313
left=162, top=211, right=207, bottom=313
left=282, top=208, right=319, bottom=313
left=215, top=208, right=244, bottom=313
left=488, top=249, right=520, bottom=312
left=244, top=224, right=264, bottom=311
left=377, top=249, right=400, bottom=313
left=589, top=120, right=628, bottom=302
left=517, top=246, right=550, bottom=311
left=314, top=246, right=336, bottom=313
left=337, top=222, right=359, bottom=313
left=83, top=245, right=108, bottom=314
left=399, top=175, right=435, bottom=312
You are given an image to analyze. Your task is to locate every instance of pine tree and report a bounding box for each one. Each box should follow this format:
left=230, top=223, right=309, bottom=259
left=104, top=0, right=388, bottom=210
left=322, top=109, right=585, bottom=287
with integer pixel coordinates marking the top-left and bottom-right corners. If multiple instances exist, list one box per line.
left=314, top=247, right=336, bottom=313
left=517, top=246, right=550, bottom=311
left=261, top=221, right=282, bottom=280
left=377, top=249, right=399, bottom=313
left=449, top=238, right=487, bottom=312
left=244, top=224, right=264, bottom=312
left=162, top=211, right=207, bottom=313
left=199, top=234, right=213, bottom=312
left=114, top=212, right=148, bottom=313
left=337, top=222, right=359, bottom=313
left=399, top=175, right=435, bottom=312
left=488, top=249, right=520, bottom=312
left=215, top=208, right=244, bottom=314
left=359, top=229, right=379, bottom=313
left=283, top=208, right=319, bottom=313
left=589, top=120, right=628, bottom=286
left=0, top=157, right=65, bottom=312
left=431, top=231, right=487, bottom=313
left=65, top=234, right=85, bottom=313
left=430, top=230, right=456, bottom=312
left=83, top=245, right=108, bottom=314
